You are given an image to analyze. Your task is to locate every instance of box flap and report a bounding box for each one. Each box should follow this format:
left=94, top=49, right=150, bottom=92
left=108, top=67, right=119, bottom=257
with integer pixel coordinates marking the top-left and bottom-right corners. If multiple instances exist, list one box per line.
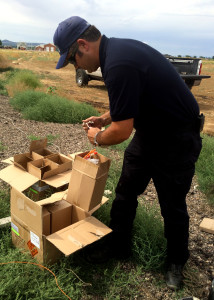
left=30, top=139, right=47, bottom=153
left=0, top=165, right=38, bottom=191
left=88, top=196, right=109, bottom=215
left=0, top=165, right=72, bottom=190
left=37, top=191, right=67, bottom=206
left=43, top=170, right=72, bottom=188
left=1, top=157, right=14, bottom=164
left=46, top=216, right=112, bottom=256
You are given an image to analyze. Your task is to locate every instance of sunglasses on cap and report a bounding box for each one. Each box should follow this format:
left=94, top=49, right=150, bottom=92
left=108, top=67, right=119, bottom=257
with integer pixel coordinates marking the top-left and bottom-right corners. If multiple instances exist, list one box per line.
left=63, top=47, right=78, bottom=67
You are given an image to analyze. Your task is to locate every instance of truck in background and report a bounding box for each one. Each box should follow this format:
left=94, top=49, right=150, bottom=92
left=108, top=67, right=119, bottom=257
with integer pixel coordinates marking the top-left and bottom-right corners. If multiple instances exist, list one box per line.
left=75, top=56, right=210, bottom=89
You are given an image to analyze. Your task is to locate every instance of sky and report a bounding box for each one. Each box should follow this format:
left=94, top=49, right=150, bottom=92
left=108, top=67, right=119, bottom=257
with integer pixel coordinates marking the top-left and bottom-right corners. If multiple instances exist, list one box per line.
left=0, top=0, right=214, bottom=57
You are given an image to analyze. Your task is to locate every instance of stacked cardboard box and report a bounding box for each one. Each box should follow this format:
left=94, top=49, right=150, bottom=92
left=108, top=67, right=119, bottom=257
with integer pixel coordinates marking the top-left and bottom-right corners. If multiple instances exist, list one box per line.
left=0, top=139, right=112, bottom=264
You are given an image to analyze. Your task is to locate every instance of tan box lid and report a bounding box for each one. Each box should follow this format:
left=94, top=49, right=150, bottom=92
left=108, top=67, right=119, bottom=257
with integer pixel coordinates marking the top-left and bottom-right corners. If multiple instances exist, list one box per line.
left=30, top=139, right=47, bottom=153
left=46, top=216, right=112, bottom=256
left=0, top=164, right=72, bottom=191
left=0, top=165, right=38, bottom=191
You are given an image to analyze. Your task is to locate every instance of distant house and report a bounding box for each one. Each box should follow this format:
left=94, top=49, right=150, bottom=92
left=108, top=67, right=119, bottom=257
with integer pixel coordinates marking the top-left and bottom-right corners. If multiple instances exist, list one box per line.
left=35, top=43, right=56, bottom=52
left=35, top=45, right=45, bottom=51
left=17, top=42, right=27, bottom=50
left=44, top=43, right=56, bottom=52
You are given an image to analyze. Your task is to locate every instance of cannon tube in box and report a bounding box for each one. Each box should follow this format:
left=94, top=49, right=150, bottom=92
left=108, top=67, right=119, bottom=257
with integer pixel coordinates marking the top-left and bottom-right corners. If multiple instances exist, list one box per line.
left=66, top=151, right=111, bottom=211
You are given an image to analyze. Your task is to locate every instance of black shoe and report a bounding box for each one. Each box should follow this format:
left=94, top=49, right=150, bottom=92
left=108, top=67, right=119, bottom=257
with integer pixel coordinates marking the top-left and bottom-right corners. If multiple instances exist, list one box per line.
left=165, top=263, right=184, bottom=290
left=82, top=233, right=132, bottom=264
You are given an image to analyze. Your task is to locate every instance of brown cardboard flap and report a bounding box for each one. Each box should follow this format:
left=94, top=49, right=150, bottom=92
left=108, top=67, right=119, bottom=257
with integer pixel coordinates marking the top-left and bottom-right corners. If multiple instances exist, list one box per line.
left=43, top=170, right=72, bottom=188
left=37, top=191, right=67, bottom=206
left=0, top=165, right=38, bottom=191
left=14, top=153, right=32, bottom=171
left=88, top=196, right=109, bottom=215
left=46, top=216, right=112, bottom=256
left=30, top=139, right=47, bottom=153
left=1, top=157, right=14, bottom=164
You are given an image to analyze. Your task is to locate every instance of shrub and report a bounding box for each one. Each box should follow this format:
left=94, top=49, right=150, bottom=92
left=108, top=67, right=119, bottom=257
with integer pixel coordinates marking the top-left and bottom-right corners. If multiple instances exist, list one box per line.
left=0, top=54, right=10, bottom=70
left=10, top=90, right=98, bottom=124
left=196, top=134, right=214, bottom=205
left=6, top=69, right=41, bottom=96
left=0, top=189, right=10, bottom=218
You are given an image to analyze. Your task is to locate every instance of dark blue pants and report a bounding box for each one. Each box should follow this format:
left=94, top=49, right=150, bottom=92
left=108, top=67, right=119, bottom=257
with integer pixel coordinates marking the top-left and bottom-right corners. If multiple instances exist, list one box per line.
left=110, top=130, right=202, bottom=265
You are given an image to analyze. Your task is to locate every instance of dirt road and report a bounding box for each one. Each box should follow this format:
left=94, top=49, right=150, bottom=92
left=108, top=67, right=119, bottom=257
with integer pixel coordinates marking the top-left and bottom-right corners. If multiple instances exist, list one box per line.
left=13, top=55, right=214, bottom=135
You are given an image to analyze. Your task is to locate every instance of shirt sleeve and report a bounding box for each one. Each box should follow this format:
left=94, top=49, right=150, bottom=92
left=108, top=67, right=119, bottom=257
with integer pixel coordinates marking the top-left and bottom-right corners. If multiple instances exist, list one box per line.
left=104, top=65, right=144, bottom=122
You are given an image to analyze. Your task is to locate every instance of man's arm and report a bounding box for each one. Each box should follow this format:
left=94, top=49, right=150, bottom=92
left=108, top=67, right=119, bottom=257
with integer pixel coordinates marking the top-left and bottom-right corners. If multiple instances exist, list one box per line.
left=87, top=118, right=134, bottom=146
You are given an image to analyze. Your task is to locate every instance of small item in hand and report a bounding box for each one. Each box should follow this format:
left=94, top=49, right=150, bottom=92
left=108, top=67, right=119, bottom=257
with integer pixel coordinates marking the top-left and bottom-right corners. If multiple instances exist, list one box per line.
left=84, top=121, right=94, bottom=129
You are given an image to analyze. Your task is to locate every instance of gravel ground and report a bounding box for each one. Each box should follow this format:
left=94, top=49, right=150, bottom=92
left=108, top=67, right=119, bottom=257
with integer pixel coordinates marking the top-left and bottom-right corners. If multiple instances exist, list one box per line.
left=0, top=95, right=214, bottom=300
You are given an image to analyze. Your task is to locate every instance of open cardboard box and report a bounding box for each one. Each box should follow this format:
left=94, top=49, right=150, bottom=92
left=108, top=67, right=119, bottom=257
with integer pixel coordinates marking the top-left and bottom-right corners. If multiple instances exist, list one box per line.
left=10, top=187, right=111, bottom=264
left=0, top=146, right=112, bottom=264
left=13, top=139, right=54, bottom=171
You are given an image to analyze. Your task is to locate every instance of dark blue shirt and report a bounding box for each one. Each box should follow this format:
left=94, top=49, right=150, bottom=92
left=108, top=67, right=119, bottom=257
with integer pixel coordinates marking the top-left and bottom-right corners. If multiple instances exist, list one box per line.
left=99, top=35, right=200, bottom=137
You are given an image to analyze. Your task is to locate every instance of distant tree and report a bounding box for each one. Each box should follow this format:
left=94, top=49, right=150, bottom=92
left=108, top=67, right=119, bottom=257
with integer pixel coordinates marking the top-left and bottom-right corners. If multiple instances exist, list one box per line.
left=212, top=56, right=214, bottom=60
left=193, top=56, right=197, bottom=58
left=0, top=40, right=2, bottom=46
left=178, top=55, right=182, bottom=57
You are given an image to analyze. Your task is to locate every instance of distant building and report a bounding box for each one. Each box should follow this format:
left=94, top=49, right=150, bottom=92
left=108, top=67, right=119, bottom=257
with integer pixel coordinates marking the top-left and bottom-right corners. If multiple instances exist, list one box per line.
left=35, top=43, right=56, bottom=52
left=35, top=45, right=45, bottom=51
left=17, top=42, right=27, bottom=50
left=44, top=43, right=56, bottom=52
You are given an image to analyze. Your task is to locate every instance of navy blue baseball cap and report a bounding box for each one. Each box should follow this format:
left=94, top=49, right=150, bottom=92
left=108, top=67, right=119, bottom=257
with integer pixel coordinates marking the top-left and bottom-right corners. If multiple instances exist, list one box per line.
left=53, top=16, right=91, bottom=69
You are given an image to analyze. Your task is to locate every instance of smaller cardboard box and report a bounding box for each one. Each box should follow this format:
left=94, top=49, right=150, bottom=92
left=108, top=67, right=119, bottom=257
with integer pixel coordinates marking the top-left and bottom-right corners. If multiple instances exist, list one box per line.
left=27, top=154, right=72, bottom=180
left=30, top=139, right=54, bottom=160
left=66, top=151, right=111, bottom=211
left=27, top=158, right=59, bottom=180
left=45, top=200, right=72, bottom=233
left=13, top=139, right=54, bottom=171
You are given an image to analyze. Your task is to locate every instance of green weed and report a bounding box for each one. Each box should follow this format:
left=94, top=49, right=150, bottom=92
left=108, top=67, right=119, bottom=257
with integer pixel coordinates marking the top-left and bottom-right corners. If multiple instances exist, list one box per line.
left=10, top=90, right=99, bottom=124
left=0, top=188, right=10, bottom=218
left=6, top=69, right=41, bottom=96
left=196, top=134, right=214, bottom=205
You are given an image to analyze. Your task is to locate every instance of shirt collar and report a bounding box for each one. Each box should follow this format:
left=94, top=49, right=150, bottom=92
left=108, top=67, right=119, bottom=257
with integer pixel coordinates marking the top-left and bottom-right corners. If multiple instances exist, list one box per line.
left=99, top=35, right=109, bottom=75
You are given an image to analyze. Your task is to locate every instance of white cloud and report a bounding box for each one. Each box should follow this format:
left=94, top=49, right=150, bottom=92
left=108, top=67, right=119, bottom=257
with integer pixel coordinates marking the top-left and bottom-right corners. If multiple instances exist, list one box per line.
left=0, top=0, right=214, bottom=56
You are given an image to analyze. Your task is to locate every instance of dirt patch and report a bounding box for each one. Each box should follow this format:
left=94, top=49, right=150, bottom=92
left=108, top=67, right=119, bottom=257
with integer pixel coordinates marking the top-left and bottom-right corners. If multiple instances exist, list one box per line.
left=12, top=54, right=214, bottom=135
left=0, top=95, right=214, bottom=300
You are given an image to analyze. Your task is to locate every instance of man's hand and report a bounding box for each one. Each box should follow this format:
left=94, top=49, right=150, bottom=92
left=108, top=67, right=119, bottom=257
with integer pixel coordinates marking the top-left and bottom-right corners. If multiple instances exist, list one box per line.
left=87, top=127, right=101, bottom=145
left=82, top=116, right=104, bottom=132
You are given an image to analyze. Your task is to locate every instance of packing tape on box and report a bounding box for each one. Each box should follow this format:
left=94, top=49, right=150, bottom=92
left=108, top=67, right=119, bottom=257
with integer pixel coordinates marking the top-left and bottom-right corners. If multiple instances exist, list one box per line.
left=68, top=235, right=84, bottom=248
left=26, top=206, right=37, bottom=217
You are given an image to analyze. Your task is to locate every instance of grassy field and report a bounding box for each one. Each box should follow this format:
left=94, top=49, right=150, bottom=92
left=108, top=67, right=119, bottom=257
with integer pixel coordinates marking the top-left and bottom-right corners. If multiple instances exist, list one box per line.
left=0, top=49, right=214, bottom=300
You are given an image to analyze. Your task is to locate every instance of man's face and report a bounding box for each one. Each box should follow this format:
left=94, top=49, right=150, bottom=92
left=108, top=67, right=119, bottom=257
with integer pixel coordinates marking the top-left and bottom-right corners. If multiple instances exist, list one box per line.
left=75, top=49, right=99, bottom=73
left=65, top=39, right=99, bottom=72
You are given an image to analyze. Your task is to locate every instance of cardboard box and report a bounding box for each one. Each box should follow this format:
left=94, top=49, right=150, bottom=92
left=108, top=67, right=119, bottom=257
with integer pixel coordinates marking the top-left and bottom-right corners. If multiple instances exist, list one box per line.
left=45, top=200, right=72, bottom=233
left=9, top=187, right=111, bottom=264
left=13, top=139, right=54, bottom=171
left=0, top=147, right=112, bottom=264
left=66, top=151, right=111, bottom=211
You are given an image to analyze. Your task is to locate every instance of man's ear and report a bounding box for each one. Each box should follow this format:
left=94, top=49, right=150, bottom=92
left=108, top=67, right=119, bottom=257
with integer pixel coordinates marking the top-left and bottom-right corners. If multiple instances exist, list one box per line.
left=77, top=39, right=89, bottom=51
